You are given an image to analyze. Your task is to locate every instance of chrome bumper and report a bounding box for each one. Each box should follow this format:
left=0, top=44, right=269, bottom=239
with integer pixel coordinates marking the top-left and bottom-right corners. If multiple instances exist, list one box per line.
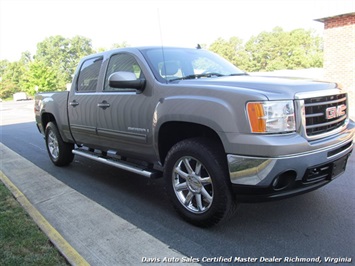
left=227, top=139, right=353, bottom=187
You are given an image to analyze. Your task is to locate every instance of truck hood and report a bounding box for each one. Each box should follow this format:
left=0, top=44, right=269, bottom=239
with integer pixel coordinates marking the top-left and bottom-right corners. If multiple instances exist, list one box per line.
left=177, top=75, right=339, bottom=100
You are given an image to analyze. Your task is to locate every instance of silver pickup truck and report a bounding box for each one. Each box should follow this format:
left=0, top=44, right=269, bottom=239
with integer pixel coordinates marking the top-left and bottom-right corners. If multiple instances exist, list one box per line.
left=35, top=46, right=354, bottom=227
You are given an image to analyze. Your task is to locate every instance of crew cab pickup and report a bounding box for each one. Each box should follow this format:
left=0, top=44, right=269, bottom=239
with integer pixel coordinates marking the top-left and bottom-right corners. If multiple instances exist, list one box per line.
left=35, top=46, right=354, bottom=227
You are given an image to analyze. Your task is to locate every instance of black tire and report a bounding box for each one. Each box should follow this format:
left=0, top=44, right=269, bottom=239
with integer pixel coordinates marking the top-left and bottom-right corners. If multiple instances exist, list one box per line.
left=45, top=122, right=74, bottom=166
left=164, top=138, right=237, bottom=227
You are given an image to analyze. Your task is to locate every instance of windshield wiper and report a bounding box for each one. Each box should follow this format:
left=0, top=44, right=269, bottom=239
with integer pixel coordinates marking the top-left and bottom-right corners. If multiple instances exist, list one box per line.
left=169, top=72, right=225, bottom=82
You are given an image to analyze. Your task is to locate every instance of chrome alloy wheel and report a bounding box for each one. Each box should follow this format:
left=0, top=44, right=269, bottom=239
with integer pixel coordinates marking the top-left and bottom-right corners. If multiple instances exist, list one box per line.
left=47, top=130, right=59, bottom=160
left=172, top=156, right=214, bottom=214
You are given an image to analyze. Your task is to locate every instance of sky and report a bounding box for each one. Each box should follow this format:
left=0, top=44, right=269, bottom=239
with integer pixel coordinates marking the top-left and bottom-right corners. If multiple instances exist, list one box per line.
left=0, top=0, right=354, bottom=62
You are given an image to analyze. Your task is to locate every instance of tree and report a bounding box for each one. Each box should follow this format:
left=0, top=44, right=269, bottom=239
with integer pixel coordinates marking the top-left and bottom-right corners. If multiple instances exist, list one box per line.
left=208, top=27, right=323, bottom=72
left=0, top=79, right=17, bottom=99
left=111, top=41, right=130, bottom=49
left=0, top=52, right=32, bottom=98
left=0, top=59, right=27, bottom=98
left=21, top=61, right=61, bottom=95
left=245, top=27, right=323, bottom=72
left=67, top=36, right=95, bottom=79
left=96, top=41, right=131, bottom=53
left=0, top=60, right=9, bottom=77
left=209, top=37, right=249, bottom=71
left=19, top=51, right=32, bottom=65
left=35, top=35, right=94, bottom=87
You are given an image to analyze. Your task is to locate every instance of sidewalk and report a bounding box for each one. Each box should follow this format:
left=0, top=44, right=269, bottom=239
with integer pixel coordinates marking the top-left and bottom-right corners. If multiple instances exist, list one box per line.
left=0, top=143, right=194, bottom=265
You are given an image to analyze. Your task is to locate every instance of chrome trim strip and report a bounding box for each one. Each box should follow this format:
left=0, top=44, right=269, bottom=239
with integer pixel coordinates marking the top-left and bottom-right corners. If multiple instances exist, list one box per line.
left=304, top=122, right=349, bottom=141
left=304, top=96, right=347, bottom=107
left=306, top=112, right=324, bottom=118
left=96, top=128, right=147, bottom=143
left=306, top=116, right=347, bottom=129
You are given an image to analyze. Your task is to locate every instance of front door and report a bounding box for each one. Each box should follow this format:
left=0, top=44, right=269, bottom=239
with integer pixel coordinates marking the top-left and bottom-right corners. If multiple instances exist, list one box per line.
left=96, top=53, right=152, bottom=158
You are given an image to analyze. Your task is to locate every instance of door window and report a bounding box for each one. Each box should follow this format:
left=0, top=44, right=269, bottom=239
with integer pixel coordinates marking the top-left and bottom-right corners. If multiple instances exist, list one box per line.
left=104, top=53, right=143, bottom=91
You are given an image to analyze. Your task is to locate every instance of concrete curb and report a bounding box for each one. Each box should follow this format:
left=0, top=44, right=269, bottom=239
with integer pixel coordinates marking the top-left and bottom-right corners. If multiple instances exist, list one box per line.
left=0, top=143, right=196, bottom=265
left=0, top=171, right=90, bottom=266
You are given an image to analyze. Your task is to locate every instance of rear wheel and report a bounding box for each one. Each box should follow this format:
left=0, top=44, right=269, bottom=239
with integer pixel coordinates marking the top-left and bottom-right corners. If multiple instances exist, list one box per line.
left=45, top=122, right=74, bottom=166
left=164, top=138, right=237, bottom=227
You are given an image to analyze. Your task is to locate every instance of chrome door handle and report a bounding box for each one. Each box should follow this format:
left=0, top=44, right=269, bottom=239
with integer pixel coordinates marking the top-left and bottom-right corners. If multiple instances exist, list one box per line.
left=97, top=101, right=110, bottom=110
left=69, top=100, right=79, bottom=107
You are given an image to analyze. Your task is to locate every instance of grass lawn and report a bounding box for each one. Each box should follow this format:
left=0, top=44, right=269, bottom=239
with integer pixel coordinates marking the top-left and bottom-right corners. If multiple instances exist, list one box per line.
left=0, top=182, right=68, bottom=265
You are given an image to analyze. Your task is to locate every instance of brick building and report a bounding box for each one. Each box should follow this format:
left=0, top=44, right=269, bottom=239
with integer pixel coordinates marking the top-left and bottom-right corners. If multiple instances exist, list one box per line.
left=316, top=12, right=355, bottom=120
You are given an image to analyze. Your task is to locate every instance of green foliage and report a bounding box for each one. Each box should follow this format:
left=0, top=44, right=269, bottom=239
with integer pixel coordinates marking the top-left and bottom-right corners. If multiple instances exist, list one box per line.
left=35, top=35, right=94, bottom=85
left=209, top=37, right=250, bottom=70
left=209, top=27, right=323, bottom=72
left=111, top=41, right=130, bottom=49
left=0, top=60, right=26, bottom=98
left=0, top=60, right=8, bottom=76
left=21, top=61, right=62, bottom=94
left=96, top=41, right=130, bottom=53
left=0, top=79, right=18, bottom=99
left=0, top=35, right=96, bottom=97
left=244, top=27, right=323, bottom=71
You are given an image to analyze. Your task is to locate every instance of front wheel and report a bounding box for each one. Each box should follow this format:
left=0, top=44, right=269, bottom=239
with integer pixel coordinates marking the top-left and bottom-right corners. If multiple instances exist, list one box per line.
left=164, top=138, right=237, bottom=227
left=45, top=122, right=74, bottom=166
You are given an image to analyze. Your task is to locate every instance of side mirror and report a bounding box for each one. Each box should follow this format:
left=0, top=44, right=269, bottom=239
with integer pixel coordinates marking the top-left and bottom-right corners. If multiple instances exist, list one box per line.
left=108, top=71, right=145, bottom=92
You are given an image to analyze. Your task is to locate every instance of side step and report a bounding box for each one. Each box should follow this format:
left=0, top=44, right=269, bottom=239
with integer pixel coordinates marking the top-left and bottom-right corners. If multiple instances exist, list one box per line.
left=72, top=149, right=162, bottom=178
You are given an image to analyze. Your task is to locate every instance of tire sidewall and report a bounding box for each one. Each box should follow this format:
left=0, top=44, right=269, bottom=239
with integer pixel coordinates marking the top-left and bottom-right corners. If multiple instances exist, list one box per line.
left=164, top=138, right=233, bottom=227
left=45, top=122, right=74, bottom=166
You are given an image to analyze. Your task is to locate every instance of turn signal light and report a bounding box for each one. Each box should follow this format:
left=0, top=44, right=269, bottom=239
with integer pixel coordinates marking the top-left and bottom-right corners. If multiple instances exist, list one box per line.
left=247, top=103, right=266, bottom=132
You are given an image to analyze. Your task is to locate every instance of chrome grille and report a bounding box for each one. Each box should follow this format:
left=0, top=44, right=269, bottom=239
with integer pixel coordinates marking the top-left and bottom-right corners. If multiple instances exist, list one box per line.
left=304, top=93, right=347, bottom=136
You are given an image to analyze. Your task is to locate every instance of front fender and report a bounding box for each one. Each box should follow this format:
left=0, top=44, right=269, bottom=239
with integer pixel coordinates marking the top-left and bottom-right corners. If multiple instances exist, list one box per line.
left=152, top=95, right=239, bottom=152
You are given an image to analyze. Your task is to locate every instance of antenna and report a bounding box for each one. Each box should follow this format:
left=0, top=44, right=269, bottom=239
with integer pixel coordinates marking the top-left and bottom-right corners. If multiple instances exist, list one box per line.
left=157, top=8, right=168, bottom=84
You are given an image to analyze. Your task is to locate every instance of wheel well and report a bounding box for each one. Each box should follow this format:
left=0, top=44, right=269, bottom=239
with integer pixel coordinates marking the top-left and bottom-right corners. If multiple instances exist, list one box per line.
left=158, top=122, right=224, bottom=165
left=41, top=113, right=56, bottom=130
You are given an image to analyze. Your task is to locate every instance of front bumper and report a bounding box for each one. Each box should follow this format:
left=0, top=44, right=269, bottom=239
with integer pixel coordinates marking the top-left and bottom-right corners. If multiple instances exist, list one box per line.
left=227, top=131, right=354, bottom=202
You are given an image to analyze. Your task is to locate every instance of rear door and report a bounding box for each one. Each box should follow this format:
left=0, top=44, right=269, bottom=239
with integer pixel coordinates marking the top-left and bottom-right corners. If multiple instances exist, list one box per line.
left=68, top=56, right=103, bottom=146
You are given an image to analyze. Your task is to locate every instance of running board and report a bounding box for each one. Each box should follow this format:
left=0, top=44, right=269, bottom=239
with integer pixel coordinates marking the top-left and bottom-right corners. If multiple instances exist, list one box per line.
left=72, top=149, right=161, bottom=178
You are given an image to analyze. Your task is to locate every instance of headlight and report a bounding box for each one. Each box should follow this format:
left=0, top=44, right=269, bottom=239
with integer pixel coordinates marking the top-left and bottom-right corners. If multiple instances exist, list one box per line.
left=247, top=100, right=295, bottom=133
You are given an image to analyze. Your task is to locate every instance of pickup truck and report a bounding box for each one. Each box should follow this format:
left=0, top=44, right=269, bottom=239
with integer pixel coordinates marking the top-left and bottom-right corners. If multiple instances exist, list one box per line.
left=35, top=46, right=354, bottom=227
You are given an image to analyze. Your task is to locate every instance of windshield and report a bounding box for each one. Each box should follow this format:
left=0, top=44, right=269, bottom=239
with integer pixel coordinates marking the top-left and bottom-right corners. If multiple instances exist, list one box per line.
left=139, top=47, right=246, bottom=83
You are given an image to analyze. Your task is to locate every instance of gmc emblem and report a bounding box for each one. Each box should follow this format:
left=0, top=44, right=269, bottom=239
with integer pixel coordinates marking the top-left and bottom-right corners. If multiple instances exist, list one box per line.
left=325, top=104, right=346, bottom=120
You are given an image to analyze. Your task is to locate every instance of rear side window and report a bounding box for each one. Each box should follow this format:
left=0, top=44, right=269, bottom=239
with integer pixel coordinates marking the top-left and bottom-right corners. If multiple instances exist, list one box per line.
left=76, top=57, right=103, bottom=92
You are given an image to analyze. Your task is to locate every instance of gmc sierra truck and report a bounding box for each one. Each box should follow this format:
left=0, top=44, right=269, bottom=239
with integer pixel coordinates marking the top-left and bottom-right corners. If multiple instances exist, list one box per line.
left=35, top=46, right=354, bottom=227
